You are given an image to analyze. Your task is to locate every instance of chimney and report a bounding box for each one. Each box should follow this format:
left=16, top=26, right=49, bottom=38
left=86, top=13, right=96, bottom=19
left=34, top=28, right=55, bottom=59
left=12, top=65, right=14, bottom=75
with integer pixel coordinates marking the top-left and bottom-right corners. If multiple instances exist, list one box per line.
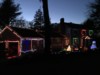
left=60, top=18, right=64, bottom=24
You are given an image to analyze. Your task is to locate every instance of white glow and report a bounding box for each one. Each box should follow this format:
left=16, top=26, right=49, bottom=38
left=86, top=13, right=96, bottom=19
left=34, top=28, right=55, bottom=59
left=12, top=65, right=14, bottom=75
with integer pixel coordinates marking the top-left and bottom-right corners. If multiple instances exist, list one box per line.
left=64, top=45, right=72, bottom=52
left=90, top=41, right=97, bottom=50
left=22, top=38, right=44, bottom=40
left=13, top=32, right=21, bottom=38
left=5, top=41, right=19, bottom=42
left=0, top=26, right=9, bottom=34
left=67, top=45, right=71, bottom=51
left=85, top=36, right=91, bottom=39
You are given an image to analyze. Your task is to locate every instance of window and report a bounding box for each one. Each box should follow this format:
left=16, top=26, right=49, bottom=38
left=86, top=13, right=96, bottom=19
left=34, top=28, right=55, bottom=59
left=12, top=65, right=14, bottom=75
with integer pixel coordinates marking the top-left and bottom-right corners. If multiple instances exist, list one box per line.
left=22, top=40, right=31, bottom=51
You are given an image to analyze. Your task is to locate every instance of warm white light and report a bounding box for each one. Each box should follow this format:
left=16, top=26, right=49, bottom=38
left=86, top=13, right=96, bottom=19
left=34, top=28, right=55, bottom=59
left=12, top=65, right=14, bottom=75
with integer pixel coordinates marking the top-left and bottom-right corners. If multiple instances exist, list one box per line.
left=64, top=45, right=72, bottom=52
left=67, top=45, right=71, bottom=51
left=85, top=36, right=91, bottom=39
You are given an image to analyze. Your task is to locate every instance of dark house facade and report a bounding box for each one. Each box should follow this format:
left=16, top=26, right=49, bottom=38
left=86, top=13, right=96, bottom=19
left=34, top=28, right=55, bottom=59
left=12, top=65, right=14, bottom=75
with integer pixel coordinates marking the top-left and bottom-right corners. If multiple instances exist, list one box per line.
left=0, top=18, right=95, bottom=58
left=53, top=18, right=94, bottom=52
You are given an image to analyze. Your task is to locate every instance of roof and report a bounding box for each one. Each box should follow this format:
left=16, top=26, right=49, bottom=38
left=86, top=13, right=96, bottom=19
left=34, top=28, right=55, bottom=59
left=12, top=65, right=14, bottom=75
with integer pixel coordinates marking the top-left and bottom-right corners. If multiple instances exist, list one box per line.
left=39, top=31, right=65, bottom=38
left=10, top=26, right=44, bottom=38
left=51, top=32, right=65, bottom=38
left=11, top=27, right=44, bottom=38
left=62, top=22, right=84, bottom=29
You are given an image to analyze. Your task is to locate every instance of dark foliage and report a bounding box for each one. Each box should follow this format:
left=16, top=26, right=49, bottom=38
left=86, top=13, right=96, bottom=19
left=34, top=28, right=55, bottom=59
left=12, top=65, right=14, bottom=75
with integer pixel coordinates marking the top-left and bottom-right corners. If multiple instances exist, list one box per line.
left=33, top=9, right=44, bottom=30
left=0, top=50, right=100, bottom=75
left=86, top=0, right=100, bottom=48
left=88, top=0, right=100, bottom=29
left=0, top=0, right=21, bottom=28
left=83, top=19, right=94, bottom=29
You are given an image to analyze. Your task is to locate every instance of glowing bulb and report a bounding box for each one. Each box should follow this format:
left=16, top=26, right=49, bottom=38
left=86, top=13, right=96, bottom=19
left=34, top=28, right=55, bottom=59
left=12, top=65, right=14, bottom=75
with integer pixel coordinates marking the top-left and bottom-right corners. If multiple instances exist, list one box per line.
left=67, top=45, right=71, bottom=51
left=90, top=40, right=97, bottom=50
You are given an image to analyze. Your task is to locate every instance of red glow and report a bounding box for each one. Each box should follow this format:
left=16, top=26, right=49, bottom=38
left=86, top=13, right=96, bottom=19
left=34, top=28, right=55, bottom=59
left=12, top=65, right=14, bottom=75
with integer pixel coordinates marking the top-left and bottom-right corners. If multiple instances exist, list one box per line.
left=7, top=56, right=17, bottom=59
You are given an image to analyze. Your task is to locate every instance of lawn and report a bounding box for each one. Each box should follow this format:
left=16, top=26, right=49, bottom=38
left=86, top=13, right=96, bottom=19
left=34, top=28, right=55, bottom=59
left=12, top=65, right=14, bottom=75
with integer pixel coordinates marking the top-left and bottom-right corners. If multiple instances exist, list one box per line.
left=0, top=50, right=99, bottom=75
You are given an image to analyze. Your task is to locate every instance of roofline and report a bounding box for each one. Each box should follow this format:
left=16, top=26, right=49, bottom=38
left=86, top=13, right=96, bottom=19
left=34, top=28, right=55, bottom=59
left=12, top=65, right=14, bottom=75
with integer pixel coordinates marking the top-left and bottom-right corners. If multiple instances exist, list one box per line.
left=22, top=37, right=44, bottom=40
left=0, top=26, right=21, bottom=39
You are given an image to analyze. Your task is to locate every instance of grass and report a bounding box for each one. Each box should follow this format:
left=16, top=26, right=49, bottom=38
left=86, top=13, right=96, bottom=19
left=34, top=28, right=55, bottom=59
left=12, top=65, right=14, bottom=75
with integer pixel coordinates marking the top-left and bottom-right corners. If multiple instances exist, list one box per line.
left=0, top=50, right=99, bottom=74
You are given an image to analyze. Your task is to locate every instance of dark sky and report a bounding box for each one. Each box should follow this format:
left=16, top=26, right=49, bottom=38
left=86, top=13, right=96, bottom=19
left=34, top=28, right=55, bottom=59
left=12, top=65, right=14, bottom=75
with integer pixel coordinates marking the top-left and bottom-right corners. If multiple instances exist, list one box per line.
left=14, top=0, right=95, bottom=24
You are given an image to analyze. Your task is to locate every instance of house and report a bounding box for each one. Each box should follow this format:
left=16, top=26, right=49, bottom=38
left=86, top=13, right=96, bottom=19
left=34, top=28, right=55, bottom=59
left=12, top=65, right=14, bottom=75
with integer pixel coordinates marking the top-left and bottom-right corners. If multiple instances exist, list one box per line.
left=50, top=32, right=64, bottom=52
left=53, top=18, right=94, bottom=52
left=0, top=26, right=44, bottom=58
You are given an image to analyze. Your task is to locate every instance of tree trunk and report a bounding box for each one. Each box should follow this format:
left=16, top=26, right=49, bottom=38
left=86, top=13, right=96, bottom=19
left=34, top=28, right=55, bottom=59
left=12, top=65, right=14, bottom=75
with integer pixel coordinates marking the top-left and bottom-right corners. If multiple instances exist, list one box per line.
left=42, top=0, right=51, bottom=54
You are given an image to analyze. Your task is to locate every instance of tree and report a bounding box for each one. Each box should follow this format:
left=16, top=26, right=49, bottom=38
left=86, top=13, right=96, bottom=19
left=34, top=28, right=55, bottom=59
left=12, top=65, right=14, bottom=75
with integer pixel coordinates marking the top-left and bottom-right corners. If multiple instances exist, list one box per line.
left=88, top=0, right=100, bottom=29
left=29, top=21, right=34, bottom=29
left=88, top=0, right=100, bottom=49
left=83, top=19, right=94, bottom=29
left=33, top=9, right=44, bottom=31
left=0, top=0, right=21, bottom=28
left=42, top=0, right=51, bottom=54
left=10, top=17, right=26, bottom=28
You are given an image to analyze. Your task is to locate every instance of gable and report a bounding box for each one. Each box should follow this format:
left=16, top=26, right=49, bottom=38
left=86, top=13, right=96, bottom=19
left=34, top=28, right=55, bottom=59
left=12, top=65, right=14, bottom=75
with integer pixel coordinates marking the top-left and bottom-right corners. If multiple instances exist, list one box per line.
left=0, top=27, right=21, bottom=41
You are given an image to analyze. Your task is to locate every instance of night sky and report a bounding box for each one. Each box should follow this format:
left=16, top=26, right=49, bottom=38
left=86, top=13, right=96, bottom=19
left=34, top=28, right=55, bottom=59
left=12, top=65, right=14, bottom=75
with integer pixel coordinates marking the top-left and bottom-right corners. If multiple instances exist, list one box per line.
left=14, top=0, right=95, bottom=24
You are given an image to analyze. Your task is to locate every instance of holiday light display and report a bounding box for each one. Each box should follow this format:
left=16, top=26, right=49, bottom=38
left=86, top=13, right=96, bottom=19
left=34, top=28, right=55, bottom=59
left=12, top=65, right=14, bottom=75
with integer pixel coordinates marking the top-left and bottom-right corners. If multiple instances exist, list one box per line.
left=73, top=38, right=79, bottom=51
left=63, top=45, right=71, bottom=52
left=66, top=45, right=72, bottom=51
left=90, top=40, right=97, bottom=50
left=89, top=30, right=93, bottom=36
left=0, top=26, right=44, bottom=59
